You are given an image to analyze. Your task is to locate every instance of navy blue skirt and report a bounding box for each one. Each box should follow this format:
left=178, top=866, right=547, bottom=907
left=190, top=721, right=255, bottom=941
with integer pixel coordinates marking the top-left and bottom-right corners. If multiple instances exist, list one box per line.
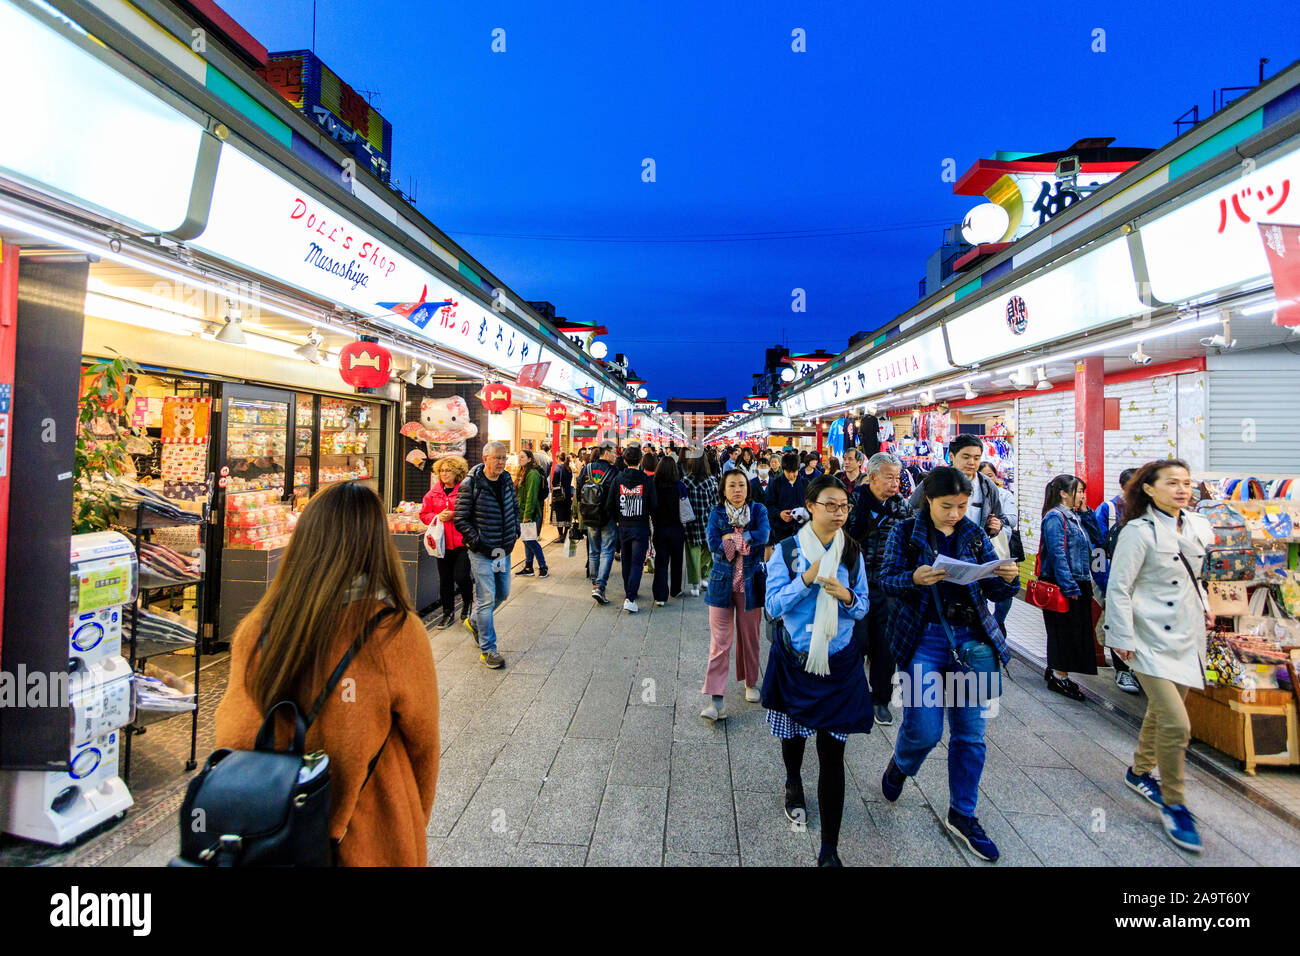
left=760, top=620, right=873, bottom=736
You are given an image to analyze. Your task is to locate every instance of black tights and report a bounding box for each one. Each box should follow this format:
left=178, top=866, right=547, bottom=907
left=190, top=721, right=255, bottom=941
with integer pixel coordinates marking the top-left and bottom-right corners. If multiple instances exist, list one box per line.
left=781, top=732, right=847, bottom=852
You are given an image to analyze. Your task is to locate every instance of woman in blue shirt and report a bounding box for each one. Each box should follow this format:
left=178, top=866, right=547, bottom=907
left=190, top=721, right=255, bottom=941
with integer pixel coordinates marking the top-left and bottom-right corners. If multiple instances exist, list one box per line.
left=878, top=466, right=1020, bottom=863
left=701, top=469, right=771, bottom=717
left=763, top=475, right=871, bottom=867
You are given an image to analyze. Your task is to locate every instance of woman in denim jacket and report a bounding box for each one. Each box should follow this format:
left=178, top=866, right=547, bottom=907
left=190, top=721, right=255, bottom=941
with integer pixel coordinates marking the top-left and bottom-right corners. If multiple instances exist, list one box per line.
left=701, top=469, right=771, bottom=720
left=1038, top=474, right=1102, bottom=700
left=877, top=466, right=1020, bottom=863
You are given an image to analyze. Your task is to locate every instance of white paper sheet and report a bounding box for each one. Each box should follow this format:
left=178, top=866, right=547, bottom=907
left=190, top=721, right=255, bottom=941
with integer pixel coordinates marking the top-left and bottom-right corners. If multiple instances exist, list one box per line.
left=932, top=553, right=1009, bottom=585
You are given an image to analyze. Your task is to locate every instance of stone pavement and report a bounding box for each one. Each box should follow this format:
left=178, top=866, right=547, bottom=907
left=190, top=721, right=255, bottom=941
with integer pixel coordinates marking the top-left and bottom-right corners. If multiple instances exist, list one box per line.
left=425, top=539, right=1300, bottom=867
left=12, top=536, right=1300, bottom=867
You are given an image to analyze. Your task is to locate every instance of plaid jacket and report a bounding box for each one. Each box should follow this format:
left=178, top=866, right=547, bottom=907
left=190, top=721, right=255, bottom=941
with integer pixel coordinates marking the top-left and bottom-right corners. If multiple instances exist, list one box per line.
left=878, top=514, right=1019, bottom=668
left=683, top=475, right=717, bottom=547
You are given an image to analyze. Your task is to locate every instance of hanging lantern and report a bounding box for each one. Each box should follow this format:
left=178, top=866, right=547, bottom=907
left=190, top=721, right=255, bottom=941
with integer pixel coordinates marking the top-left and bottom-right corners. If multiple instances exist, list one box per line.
left=575, top=409, right=598, bottom=428
left=479, top=382, right=513, bottom=414
left=546, top=401, right=568, bottom=423
left=338, top=340, right=392, bottom=388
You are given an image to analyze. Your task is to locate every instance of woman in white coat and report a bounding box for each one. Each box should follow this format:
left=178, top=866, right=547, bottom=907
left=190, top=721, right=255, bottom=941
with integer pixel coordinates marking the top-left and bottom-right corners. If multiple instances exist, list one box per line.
left=1103, top=458, right=1214, bottom=854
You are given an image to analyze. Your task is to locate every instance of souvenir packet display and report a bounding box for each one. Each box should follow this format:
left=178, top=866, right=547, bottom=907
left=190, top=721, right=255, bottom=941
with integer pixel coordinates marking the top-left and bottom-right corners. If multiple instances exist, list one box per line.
left=320, top=461, right=372, bottom=483
left=225, top=472, right=285, bottom=494
left=225, top=491, right=295, bottom=550
left=388, top=501, right=426, bottom=535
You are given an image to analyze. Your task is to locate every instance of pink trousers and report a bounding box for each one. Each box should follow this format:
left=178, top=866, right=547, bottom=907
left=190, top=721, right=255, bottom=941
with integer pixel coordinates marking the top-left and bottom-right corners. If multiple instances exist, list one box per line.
left=702, top=604, right=762, bottom=695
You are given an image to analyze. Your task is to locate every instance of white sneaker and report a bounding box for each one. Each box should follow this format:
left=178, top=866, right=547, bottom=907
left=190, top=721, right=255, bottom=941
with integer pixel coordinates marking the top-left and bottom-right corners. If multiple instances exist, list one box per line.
left=701, top=701, right=726, bottom=721
left=1115, top=670, right=1142, bottom=694
left=623, top=599, right=639, bottom=613
left=745, top=685, right=761, bottom=703
left=654, top=600, right=666, bottom=607
left=689, top=585, right=700, bottom=596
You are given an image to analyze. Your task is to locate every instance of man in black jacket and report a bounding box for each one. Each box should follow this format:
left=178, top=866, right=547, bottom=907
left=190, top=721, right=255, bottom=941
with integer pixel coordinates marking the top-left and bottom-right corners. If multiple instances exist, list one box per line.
left=766, top=451, right=807, bottom=544
left=847, top=451, right=913, bottom=725
left=577, top=440, right=619, bottom=605
left=603, top=444, right=658, bottom=613
left=453, top=441, right=520, bottom=668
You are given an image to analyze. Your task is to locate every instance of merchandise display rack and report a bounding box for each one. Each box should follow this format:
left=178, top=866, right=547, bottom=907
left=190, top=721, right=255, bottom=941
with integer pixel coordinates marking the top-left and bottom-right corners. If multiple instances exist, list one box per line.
left=119, top=488, right=211, bottom=782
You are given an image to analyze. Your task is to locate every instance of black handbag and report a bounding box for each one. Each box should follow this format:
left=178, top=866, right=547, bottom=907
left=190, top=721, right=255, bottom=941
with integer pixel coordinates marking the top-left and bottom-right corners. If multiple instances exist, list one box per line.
left=1007, top=529, right=1025, bottom=562
left=171, top=608, right=397, bottom=867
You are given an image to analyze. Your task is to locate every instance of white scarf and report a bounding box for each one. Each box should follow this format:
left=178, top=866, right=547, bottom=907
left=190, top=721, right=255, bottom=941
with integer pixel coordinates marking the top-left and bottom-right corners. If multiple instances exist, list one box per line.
left=796, top=523, right=845, bottom=677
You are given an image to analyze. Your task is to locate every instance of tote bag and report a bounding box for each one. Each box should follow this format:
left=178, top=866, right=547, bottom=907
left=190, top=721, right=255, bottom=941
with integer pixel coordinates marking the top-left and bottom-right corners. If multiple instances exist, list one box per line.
left=424, top=519, right=446, bottom=558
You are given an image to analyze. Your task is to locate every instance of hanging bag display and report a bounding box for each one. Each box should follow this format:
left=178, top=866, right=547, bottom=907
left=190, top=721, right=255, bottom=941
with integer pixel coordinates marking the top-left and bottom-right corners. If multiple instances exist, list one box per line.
left=1207, top=581, right=1249, bottom=618
left=1026, top=550, right=1069, bottom=614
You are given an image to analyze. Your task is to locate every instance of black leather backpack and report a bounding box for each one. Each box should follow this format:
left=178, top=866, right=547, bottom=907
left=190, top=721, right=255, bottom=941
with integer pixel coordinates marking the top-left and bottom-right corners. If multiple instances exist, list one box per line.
left=171, top=608, right=397, bottom=867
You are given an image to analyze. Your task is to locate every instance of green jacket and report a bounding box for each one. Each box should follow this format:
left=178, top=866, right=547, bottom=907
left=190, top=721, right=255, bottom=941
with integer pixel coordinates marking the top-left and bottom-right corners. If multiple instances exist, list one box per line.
left=519, top=468, right=542, bottom=521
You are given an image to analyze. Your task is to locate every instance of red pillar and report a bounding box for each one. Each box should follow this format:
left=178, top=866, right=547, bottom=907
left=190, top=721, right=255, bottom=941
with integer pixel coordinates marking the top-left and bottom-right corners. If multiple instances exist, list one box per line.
left=816, top=420, right=824, bottom=455
left=0, top=241, right=18, bottom=655
left=1074, top=357, right=1105, bottom=509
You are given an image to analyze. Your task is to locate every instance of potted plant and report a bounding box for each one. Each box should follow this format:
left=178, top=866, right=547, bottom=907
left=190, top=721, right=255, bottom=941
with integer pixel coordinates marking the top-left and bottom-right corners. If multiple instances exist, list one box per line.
left=73, top=352, right=146, bottom=534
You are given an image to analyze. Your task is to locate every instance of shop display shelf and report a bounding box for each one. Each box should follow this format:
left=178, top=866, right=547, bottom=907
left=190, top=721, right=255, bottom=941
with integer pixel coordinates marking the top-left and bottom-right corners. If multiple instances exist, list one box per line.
left=132, top=704, right=197, bottom=729
left=138, top=574, right=203, bottom=591
left=129, top=637, right=197, bottom=660
left=114, top=502, right=202, bottom=529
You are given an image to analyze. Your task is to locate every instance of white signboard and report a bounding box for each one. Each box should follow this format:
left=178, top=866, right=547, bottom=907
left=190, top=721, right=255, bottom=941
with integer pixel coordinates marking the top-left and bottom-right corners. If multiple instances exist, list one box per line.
left=944, top=237, right=1147, bottom=366
left=0, top=3, right=205, bottom=234
left=1140, top=147, right=1300, bottom=304
left=192, top=144, right=607, bottom=402
left=800, top=327, right=951, bottom=414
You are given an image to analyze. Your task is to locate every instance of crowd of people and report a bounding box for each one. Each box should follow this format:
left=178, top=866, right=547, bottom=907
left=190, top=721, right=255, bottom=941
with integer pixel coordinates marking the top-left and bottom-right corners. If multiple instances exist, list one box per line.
left=209, top=430, right=1215, bottom=866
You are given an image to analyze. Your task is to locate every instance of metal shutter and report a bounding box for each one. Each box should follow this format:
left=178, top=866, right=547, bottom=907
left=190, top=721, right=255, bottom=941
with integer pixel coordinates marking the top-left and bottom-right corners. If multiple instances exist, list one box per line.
left=1207, top=349, right=1300, bottom=472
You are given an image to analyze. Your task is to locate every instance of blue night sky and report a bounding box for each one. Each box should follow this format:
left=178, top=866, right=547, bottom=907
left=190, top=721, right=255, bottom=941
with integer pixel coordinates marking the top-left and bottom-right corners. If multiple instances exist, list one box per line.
left=222, top=0, right=1299, bottom=408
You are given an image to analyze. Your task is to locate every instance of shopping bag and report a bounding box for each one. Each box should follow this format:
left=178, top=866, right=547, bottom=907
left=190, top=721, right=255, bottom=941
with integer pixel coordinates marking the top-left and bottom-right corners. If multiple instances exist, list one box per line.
left=564, top=536, right=579, bottom=559
left=679, top=495, right=696, bottom=525
left=990, top=530, right=1011, bottom=562
left=520, top=522, right=538, bottom=542
left=423, top=519, right=446, bottom=558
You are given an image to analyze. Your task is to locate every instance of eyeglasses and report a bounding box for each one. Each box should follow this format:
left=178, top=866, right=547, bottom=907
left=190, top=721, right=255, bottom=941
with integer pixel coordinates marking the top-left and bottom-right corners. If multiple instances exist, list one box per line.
left=814, top=500, right=850, bottom=515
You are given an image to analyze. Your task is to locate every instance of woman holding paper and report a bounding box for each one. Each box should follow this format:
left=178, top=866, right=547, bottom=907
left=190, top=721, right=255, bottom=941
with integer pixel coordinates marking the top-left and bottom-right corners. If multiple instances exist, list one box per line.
left=877, top=466, right=1020, bottom=863
left=762, top=475, right=871, bottom=867
left=1038, top=475, right=1100, bottom=700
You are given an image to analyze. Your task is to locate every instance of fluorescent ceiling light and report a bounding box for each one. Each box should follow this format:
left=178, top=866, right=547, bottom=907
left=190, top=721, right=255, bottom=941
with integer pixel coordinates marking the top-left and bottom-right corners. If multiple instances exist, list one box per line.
left=1240, top=300, right=1276, bottom=317
left=990, top=315, right=1219, bottom=376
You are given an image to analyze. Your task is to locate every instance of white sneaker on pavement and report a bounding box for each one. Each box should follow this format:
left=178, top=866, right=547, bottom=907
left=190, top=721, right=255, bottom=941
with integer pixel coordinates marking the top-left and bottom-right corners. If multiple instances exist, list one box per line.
left=623, top=599, right=639, bottom=613
left=701, top=701, right=726, bottom=721
left=744, top=685, right=761, bottom=703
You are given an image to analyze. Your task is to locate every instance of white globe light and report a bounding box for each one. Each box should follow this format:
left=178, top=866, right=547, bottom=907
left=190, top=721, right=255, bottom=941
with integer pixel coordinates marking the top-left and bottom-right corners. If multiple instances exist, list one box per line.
left=637, top=387, right=648, bottom=399
left=780, top=367, right=796, bottom=383
left=589, top=340, right=608, bottom=359
left=960, top=202, right=1011, bottom=245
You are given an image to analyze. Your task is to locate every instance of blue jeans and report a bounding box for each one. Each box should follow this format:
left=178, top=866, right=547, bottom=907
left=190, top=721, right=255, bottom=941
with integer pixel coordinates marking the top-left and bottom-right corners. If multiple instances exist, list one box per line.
left=588, top=521, right=618, bottom=589
left=522, top=520, right=546, bottom=571
left=619, top=525, right=651, bottom=601
left=893, top=624, right=989, bottom=817
left=993, top=597, right=1012, bottom=631
left=467, top=550, right=511, bottom=653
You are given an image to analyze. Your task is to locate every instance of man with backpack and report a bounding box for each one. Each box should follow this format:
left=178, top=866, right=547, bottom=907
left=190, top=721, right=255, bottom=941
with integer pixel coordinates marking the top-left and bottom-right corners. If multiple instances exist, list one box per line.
left=604, top=444, right=658, bottom=613
left=1093, top=468, right=1141, bottom=694
left=578, top=440, right=620, bottom=605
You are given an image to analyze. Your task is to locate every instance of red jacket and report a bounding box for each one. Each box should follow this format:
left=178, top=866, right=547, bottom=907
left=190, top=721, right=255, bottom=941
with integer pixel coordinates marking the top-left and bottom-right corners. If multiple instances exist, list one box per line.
left=420, top=482, right=465, bottom=550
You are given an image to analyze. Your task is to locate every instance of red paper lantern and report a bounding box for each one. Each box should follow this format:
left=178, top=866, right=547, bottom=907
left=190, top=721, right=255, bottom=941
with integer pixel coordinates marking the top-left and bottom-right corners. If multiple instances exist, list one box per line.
left=338, top=340, right=392, bottom=388
left=575, top=409, right=598, bottom=428
left=480, top=383, right=513, bottom=414
left=546, top=401, right=568, bottom=423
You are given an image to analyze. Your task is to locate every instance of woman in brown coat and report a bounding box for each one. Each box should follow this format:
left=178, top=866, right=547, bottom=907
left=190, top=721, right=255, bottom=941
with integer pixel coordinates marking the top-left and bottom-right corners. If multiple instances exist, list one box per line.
left=216, top=480, right=440, bottom=866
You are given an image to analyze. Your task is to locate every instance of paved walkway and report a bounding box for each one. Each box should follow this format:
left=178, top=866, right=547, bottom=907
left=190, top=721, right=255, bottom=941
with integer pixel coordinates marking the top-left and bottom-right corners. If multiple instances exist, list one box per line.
left=11, top=537, right=1300, bottom=867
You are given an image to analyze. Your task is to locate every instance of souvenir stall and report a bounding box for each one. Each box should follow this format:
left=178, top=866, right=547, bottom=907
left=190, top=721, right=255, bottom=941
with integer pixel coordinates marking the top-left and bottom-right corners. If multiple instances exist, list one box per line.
left=1188, top=476, right=1300, bottom=774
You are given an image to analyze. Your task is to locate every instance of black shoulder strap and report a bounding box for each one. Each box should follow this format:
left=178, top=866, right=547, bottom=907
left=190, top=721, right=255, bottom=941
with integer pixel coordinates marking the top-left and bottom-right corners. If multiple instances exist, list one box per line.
left=304, top=606, right=400, bottom=730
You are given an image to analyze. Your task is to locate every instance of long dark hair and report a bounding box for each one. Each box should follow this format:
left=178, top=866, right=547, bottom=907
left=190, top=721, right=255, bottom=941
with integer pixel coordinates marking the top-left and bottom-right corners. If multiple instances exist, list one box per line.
left=654, top=455, right=679, bottom=494
left=803, top=474, right=862, bottom=574
left=245, top=481, right=412, bottom=712
left=1122, top=459, right=1190, bottom=527
left=1041, top=474, right=1085, bottom=517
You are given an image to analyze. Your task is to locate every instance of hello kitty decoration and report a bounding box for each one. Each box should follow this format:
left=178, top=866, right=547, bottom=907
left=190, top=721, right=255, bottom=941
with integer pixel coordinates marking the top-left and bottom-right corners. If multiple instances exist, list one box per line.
left=399, top=395, right=479, bottom=468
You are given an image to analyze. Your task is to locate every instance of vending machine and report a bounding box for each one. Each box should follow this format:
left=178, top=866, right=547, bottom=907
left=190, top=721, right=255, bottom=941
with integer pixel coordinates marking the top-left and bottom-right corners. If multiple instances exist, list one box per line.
left=0, top=532, right=136, bottom=844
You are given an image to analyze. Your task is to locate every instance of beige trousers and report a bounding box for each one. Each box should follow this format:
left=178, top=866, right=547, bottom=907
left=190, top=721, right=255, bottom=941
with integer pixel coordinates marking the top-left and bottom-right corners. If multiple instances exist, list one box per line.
left=1132, top=672, right=1191, bottom=808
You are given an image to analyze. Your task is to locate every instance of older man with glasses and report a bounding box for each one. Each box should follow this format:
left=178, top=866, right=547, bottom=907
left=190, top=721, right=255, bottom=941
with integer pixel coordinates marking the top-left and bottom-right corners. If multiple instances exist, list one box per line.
left=846, top=452, right=914, bottom=725
left=453, top=441, right=520, bottom=669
